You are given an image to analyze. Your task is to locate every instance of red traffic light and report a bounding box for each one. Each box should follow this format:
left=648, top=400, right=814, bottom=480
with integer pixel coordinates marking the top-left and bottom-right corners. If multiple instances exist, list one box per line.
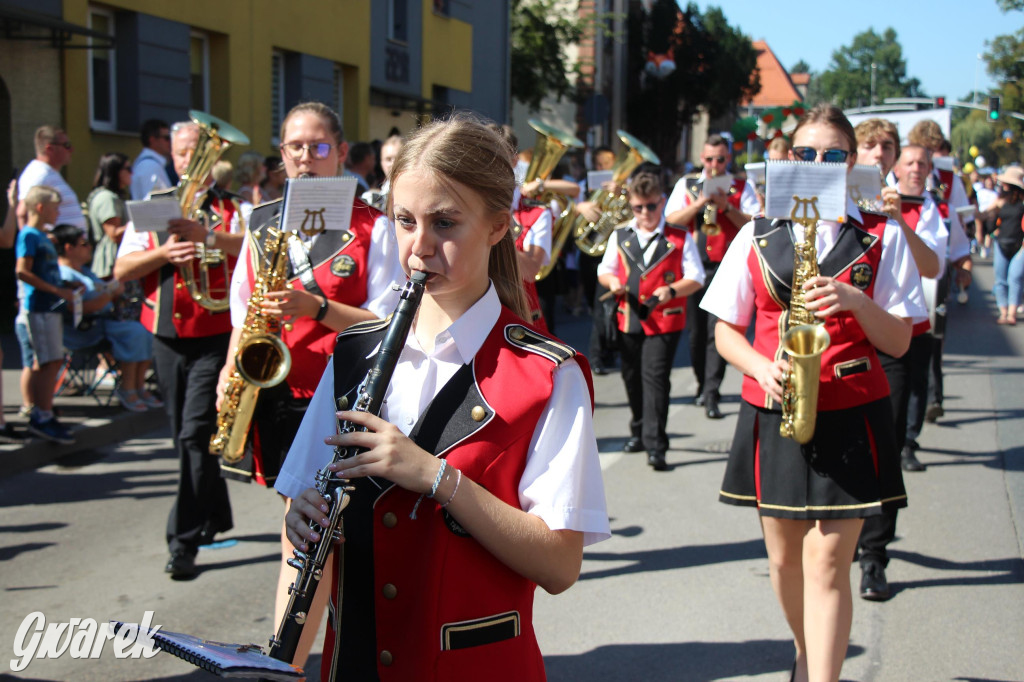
left=935, top=96, right=946, bottom=108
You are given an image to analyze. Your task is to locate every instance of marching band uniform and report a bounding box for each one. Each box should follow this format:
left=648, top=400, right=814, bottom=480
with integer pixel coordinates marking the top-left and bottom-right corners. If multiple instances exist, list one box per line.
left=665, top=173, right=760, bottom=412
left=275, top=284, right=610, bottom=682
left=702, top=200, right=926, bottom=518
left=116, top=204, right=239, bottom=563
left=222, top=196, right=401, bottom=485
left=512, top=188, right=553, bottom=332
left=597, top=215, right=704, bottom=468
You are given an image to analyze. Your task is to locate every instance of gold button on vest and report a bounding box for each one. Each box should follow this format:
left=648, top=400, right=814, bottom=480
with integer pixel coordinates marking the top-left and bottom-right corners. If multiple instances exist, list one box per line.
left=380, top=650, right=393, bottom=666
left=382, top=583, right=398, bottom=600
left=382, top=512, right=397, bottom=528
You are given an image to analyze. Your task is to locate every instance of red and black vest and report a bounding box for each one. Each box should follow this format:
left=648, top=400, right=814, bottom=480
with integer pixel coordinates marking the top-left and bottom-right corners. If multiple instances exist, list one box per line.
left=513, top=202, right=549, bottom=331
left=612, top=224, right=690, bottom=335
left=324, top=308, right=593, bottom=682
left=931, top=168, right=955, bottom=220
left=684, top=176, right=747, bottom=264
left=900, top=198, right=933, bottom=337
left=743, top=214, right=890, bottom=412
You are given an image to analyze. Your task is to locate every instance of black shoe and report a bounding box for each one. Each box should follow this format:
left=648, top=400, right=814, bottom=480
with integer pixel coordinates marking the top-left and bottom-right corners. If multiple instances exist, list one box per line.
left=901, top=448, right=926, bottom=472
left=925, top=403, right=944, bottom=423
left=623, top=437, right=645, bottom=453
left=905, top=438, right=920, bottom=452
left=647, top=451, right=668, bottom=471
left=592, top=363, right=610, bottom=376
left=0, top=423, right=25, bottom=445
left=860, top=560, right=890, bottom=601
left=705, top=396, right=723, bottom=420
left=694, top=393, right=706, bottom=407
left=165, top=552, right=198, bottom=580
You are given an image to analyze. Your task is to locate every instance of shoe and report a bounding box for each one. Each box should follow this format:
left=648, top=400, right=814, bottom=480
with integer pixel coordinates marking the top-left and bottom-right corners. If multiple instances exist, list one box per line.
left=957, top=290, right=969, bottom=305
left=647, top=451, right=668, bottom=471
left=623, top=437, right=645, bottom=453
left=901, top=447, right=927, bottom=472
left=164, top=552, right=198, bottom=580
left=0, top=423, right=25, bottom=445
left=18, top=405, right=33, bottom=419
left=860, top=560, right=890, bottom=601
left=115, top=388, right=148, bottom=412
left=694, top=393, right=706, bottom=407
left=705, top=396, right=723, bottom=420
left=981, top=246, right=990, bottom=259
left=27, top=417, right=75, bottom=445
left=924, top=403, right=944, bottom=423
left=906, top=438, right=921, bottom=452
left=591, top=363, right=610, bottom=376
left=138, top=391, right=164, bottom=408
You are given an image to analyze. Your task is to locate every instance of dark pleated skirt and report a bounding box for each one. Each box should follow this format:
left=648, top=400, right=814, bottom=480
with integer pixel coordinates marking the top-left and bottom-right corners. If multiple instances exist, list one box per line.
left=720, top=398, right=907, bottom=519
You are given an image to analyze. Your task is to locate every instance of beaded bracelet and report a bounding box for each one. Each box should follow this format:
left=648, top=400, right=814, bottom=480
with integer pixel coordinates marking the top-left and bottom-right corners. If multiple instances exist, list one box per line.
left=440, top=469, right=462, bottom=508
left=428, top=460, right=448, bottom=499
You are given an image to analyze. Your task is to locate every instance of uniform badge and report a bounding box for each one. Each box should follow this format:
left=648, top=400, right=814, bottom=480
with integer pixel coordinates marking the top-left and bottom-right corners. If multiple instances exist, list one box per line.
left=851, top=263, right=873, bottom=289
left=663, top=271, right=676, bottom=284
left=331, top=254, right=356, bottom=278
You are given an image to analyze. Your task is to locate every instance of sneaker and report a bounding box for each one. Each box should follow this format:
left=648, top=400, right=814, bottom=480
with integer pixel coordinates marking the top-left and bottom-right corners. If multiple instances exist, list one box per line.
left=981, top=246, right=990, bottom=259
left=0, top=423, right=25, bottom=445
left=18, top=405, right=33, bottom=419
left=138, top=391, right=164, bottom=409
left=115, top=388, right=148, bottom=413
left=27, top=417, right=75, bottom=445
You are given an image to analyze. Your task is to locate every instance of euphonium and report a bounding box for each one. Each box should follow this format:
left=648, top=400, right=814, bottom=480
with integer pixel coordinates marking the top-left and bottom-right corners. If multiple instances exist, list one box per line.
left=520, top=120, right=584, bottom=281
left=779, top=196, right=832, bottom=444
left=574, top=130, right=660, bottom=257
left=175, top=110, right=250, bottom=313
left=209, top=223, right=295, bottom=461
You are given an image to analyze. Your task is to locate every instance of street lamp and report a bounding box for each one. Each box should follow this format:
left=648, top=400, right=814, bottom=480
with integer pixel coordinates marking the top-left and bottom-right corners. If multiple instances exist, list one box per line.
left=870, top=62, right=877, bottom=106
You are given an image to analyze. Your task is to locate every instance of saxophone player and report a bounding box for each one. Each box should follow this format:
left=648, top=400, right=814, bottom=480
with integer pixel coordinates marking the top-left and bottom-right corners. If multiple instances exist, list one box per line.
left=700, top=104, right=926, bottom=682
left=664, top=134, right=760, bottom=419
left=114, top=120, right=244, bottom=580
left=219, top=101, right=403, bottom=664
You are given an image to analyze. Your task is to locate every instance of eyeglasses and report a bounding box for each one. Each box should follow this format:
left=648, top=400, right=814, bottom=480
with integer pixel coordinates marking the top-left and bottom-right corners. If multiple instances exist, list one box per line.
left=631, top=201, right=661, bottom=214
left=703, top=156, right=727, bottom=164
left=792, top=147, right=850, bottom=163
left=51, top=140, right=72, bottom=150
left=279, top=142, right=335, bottom=160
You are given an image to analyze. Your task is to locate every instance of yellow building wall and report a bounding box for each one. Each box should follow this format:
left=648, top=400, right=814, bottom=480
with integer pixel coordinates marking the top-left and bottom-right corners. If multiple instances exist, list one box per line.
left=59, top=0, right=372, bottom=198
left=420, top=1, right=472, bottom=100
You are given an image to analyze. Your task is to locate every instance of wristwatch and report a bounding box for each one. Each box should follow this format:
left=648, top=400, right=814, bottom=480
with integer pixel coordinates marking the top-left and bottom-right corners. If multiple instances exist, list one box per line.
left=205, top=232, right=217, bottom=248
left=536, top=179, right=545, bottom=194
left=314, top=295, right=329, bottom=322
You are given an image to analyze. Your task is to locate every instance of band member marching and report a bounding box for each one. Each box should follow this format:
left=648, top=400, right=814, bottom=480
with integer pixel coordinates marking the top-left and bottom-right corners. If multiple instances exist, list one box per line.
left=597, top=171, right=704, bottom=470
left=279, top=115, right=610, bottom=682
left=665, top=134, right=760, bottom=419
left=702, top=104, right=926, bottom=682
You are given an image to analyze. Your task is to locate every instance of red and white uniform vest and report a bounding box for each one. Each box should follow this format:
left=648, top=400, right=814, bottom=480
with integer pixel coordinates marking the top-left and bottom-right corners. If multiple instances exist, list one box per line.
left=140, top=201, right=235, bottom=338
left=325, top=308, right=592, bottom=682
left=932, top=168, right=955, bottom=220
left=612, top=224, right=690, bottom=335
left=683, top=177, right=747, bottom=263
left=513, top=202, right=549, bottom=331
left=244, top=197, right=381, bottom=398
left=900, top=200, right=933, bottom=337
left=744, top=214, right=891, bottom=412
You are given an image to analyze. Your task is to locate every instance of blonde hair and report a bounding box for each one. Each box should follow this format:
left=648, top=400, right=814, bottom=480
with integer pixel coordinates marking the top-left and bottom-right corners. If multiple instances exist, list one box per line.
left=211, top=160, right=234, bottom=188
left=235, top=150, right=266, bottom=185
left=793, top=103, right=857, bottom=153
left=855, top=118, right=901, bottom=158
left=24, top=185, right=61, bottom=215
left=389, top=115, right=529, bottom=320
left=767, top=136, right=792, bottom=156
left=33, top=126, right=61, bottom=156
left=907, top=119, right=944, bottom=152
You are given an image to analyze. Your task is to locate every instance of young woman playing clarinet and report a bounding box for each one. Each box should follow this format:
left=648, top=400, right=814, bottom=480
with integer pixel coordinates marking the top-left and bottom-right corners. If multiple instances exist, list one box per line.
left=276, top=115, right=610, bottom=682
left=701, top=103, right=926, bottom=682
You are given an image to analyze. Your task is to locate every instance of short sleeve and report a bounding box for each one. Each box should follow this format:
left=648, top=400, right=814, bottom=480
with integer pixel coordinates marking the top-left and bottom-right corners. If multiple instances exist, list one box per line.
left=365, top=214, right=403, bottom=318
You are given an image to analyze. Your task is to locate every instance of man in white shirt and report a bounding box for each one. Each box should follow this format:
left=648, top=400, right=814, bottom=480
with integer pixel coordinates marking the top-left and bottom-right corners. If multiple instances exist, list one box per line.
left=16, top=126, right=86, bottom=230
left=130, top=119, right=173, bottom=200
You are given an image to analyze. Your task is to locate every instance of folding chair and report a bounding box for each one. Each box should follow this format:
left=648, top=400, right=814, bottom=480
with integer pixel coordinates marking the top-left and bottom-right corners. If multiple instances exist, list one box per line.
left=55, top=341, right=122, bottom=407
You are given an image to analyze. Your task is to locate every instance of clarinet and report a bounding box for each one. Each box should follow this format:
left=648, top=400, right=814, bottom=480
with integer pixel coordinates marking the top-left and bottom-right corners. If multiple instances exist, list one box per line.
left=267, top=271, right=428, bottom=664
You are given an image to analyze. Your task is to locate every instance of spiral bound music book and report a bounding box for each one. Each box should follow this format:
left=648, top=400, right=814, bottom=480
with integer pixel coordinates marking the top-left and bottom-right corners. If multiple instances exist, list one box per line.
left=281, top=175, right=358, bottom=235
left=111, top=622, right=303, bottom=679
left=764, top=160, right=848, bottom=223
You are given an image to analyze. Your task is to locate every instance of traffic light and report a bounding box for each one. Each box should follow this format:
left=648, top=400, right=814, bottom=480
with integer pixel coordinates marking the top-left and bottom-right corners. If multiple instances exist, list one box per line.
left=989, top=95, right=1001, bottom=121
left=935, top=95, right=946, bottom=108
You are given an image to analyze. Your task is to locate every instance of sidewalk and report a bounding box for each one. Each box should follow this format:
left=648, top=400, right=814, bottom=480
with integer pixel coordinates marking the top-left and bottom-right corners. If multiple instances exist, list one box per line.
left=0, top=333, right=166, bottom=477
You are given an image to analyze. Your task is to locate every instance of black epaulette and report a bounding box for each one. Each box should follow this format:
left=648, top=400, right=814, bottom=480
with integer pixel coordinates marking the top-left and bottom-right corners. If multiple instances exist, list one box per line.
left=504, top=324, right=576, bottom=365
left=249, top=197, right=283, bottom=233
left=337, top=315, right=391, bottom=341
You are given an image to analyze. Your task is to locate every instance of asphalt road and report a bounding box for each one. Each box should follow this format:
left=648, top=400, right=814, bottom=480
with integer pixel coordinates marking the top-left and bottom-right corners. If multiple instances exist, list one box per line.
left=2, top=261, right=1022, bottom=682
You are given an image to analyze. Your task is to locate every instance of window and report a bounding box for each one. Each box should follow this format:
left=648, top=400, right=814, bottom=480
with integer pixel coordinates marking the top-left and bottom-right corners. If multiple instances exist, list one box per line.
left=88, top=8, right=116, bottom=130
left=388, top=0, right=408, bottom=43
left=271, top=50, right=285, bottom=145
left=189, top=32, right=210, bottom=112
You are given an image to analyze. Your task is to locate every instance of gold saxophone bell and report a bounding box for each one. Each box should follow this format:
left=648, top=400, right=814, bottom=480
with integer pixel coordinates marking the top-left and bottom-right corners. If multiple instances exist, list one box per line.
left=779, top=324, right=830, bottom=444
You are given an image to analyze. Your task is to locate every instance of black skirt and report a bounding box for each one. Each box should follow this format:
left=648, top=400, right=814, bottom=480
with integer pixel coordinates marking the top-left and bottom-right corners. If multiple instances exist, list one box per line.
left=720, top=398, right=907, bottom=520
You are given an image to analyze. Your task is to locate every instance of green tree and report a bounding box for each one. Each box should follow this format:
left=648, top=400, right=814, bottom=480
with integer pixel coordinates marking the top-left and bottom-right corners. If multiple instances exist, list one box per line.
left=983, top=27, right=1024, bottom=166
left=997, top=0, right=1024, bottom=11
left=790, top=60, right=811, bottom=75
left=814, top=28, right=925, bottom=108
left=509, top=0, right=585, bottom=111
left=951, top=111, right=998, bottom=166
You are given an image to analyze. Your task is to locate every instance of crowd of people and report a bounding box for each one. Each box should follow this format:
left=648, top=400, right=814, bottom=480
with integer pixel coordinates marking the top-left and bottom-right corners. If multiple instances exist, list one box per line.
left=3, top=99, right=1023, bottom=682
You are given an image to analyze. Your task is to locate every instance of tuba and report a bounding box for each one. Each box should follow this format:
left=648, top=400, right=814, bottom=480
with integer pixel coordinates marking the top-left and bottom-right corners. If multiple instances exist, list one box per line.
left=519, top=120, right=584, bottom=281
left=779, top=195, right=831, bottom=444
left=574, top=130, right=660, bottom=257
left=174, top=110, right=250, bottom=313
left=209, top=222, right=296, bottom=461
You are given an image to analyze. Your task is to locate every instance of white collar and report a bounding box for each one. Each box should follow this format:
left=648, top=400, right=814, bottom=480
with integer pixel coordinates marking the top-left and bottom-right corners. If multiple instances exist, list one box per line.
left=414, top=282, right=501, bottom=366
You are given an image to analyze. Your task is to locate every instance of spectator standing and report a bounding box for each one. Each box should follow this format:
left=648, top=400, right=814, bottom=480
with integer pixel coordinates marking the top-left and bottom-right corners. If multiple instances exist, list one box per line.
left=1, top=180, right=25, bottom=444
left=343, top=141, right=375, bottom=193
left=259, top=156, right=285, bottom=202
left=130, top=119, right=173, bottom=200
left=15, top=186, right=76, bottom=444
left=86, top=153, right=133, bottom=279
left=235, top=150, right=266, bottom=206
left=16, top=126, right=86, bottom=230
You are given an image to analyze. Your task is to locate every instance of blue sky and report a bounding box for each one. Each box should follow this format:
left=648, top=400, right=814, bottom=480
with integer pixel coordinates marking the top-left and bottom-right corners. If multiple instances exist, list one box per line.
left=681, top=0, right=1017, bottom=100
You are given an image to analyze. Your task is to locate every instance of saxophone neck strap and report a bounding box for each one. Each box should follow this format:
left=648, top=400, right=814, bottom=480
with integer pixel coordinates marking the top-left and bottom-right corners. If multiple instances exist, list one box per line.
left=286, top=233, right=327, bottom=300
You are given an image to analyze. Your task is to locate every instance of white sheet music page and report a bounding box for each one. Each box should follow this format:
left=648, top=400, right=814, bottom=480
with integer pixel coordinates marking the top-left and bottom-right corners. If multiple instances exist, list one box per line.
left=848, top=164, right=883, bottom=211
left=765, top=161, right=847, bottom=223
left=125, top=197, right=180, bottom=232
left=744, top=162, right=765, bottom=187
left=701, top=172, right=734, bottom=197
left=587, top=170, right=613, bottom=192
left=281, top=176, right=357, bottom=234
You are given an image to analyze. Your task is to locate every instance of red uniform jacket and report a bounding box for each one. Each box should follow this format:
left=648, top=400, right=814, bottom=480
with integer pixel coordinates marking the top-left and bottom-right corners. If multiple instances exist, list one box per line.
left=612, top=224, right=690, bottom=335
left=324, top=308, right=592, bottom=682
left=684, top=176, right=747, bottom=263
left=743, top=214, right=890, bottom=412
left=513, top=202, right=549, bottom=331
left=900, top=199, right=932, bottom=337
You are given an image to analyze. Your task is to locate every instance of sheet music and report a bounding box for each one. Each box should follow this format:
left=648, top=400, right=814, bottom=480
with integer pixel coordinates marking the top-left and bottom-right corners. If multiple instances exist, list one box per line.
left=956, top=204, right=977, bottom=222
left=744, top=163, right=765, bottom=187
left=125, top=197, right=180, bottom=232
left=587, top=170, right=613, bottom=192
left=932, top=156, right=954, bottom=172
left=282, top=176, right=357, bottom=234
left=848, top=164, right=883, bottom=210
left=701, top=172, right=734, bottom=198
left=765, top=160, right=847, bottom=222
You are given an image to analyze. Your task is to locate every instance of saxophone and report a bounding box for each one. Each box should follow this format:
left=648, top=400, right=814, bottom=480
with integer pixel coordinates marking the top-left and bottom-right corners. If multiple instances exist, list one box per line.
left=209, top=224, right=296, bottom=461
left=267, top=271, right=428, bottom=664
left=779, top=196, right=831, bottom=444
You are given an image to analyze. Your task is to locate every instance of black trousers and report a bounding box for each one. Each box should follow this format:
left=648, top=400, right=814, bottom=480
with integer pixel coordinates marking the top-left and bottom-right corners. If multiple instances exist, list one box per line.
left=906, top=332, right=937, bottom=445
left=153, top=333, right=233, bottom=556
left=689, top=262, right=727, bottom=399
left=618, top=330, right=681, bottom=454
left=581, top=253, right=616, bottom=368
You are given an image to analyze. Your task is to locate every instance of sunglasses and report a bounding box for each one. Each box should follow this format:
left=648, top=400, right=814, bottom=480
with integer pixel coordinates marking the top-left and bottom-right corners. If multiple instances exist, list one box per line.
left=703, top=156, right=727, bottom=164
left=279, top=142, right=334, bottom=160
left=792, top=147, right=850, bottom=163
left=631, top=201, right=661, bottom=214
left=51, top=140, right=72, bottom=150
